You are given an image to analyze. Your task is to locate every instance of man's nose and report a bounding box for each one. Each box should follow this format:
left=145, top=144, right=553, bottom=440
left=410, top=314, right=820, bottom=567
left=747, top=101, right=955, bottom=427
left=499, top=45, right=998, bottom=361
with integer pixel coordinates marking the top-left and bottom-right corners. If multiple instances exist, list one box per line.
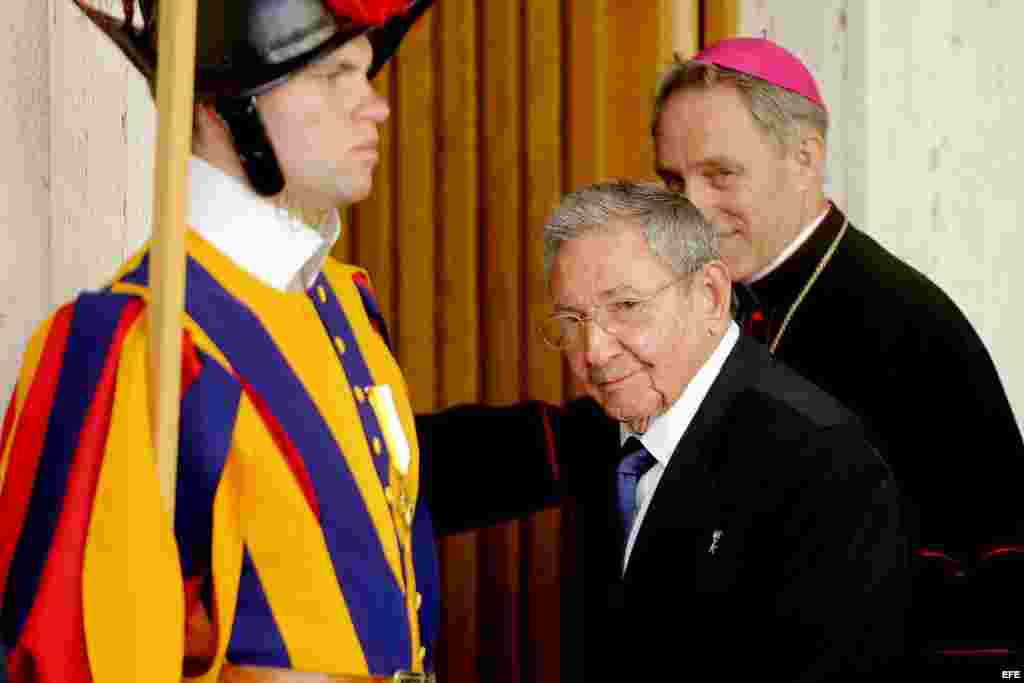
left=360, top=88, right=390, bottom=123
left=582, top=318, right=618, bottom=367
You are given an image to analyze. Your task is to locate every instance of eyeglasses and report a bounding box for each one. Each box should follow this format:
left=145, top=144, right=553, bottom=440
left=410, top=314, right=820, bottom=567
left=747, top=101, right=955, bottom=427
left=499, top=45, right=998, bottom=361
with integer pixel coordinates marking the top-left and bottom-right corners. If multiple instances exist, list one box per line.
left=540, top=275, right=689, bottom=350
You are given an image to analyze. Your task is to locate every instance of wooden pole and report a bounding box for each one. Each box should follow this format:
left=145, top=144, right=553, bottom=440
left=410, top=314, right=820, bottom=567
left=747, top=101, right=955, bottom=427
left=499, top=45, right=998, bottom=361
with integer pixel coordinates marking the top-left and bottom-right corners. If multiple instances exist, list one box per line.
left=702, top=0, right=740, bottom=47
left=149, top=0, right=198, bottom=518
left=665, top=0, right=700, bottom=59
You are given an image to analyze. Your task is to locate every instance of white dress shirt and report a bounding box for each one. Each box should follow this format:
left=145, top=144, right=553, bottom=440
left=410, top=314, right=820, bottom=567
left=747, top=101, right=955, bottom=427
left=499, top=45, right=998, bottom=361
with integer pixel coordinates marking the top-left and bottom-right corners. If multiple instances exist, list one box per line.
left=187, top=156, right=341, bottom=291
left=619, top=322, right=740, bottom=572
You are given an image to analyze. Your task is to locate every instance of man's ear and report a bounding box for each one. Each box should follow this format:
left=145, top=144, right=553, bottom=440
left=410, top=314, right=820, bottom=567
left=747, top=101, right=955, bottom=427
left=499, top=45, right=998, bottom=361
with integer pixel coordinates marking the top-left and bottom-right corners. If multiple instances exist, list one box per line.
left=192, top=104, right=212, bottom=153
left=792, top=129, right=826, bottom=188
left=193, top=104, right=222, bottom=139
left=696, top=260, right=733, bottom=326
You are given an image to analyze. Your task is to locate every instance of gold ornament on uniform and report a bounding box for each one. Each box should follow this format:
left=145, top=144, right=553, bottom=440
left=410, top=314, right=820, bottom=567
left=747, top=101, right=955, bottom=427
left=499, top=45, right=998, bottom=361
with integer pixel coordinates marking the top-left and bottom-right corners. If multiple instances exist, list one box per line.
left=390, top=472, right=415, bottom=529
left=367, top=384, right=416, bottom=529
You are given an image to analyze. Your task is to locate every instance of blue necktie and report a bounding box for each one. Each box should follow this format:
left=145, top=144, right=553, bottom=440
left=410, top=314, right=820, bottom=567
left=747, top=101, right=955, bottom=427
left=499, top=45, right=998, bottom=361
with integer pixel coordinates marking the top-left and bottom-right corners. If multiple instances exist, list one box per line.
left=617, top=437, right=658, bottom=539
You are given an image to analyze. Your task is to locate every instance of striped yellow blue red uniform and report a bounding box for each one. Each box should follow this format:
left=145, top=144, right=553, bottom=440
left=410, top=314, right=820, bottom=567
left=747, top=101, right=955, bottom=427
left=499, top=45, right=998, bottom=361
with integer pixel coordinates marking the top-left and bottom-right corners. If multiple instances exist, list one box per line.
left=0, top=231, right=439, bottom=682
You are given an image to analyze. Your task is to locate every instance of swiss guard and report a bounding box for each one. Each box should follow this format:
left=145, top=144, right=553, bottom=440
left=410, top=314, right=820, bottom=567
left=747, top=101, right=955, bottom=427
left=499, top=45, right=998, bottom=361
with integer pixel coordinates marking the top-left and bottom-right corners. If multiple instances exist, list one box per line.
left=0, top=1, right=560, bottom=681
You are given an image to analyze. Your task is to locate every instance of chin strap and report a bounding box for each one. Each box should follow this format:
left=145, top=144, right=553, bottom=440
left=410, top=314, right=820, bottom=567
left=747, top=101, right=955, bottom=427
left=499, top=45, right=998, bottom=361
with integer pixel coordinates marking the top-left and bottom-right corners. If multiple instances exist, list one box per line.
left=215, top=96, right=286, bottom=197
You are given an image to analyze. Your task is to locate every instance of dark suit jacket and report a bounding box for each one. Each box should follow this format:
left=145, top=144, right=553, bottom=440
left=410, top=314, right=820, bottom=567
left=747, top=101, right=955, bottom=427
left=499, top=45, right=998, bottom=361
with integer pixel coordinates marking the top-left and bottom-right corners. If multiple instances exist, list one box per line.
left=558, top=335, right=909, bottom=681
left=415, top=335, right=910, bottom=680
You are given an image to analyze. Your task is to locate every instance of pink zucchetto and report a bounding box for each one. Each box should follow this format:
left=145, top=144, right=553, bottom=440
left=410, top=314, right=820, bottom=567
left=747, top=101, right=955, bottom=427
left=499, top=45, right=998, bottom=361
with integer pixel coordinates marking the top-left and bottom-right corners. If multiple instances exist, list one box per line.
left=692, top=37, right=826, bottom=112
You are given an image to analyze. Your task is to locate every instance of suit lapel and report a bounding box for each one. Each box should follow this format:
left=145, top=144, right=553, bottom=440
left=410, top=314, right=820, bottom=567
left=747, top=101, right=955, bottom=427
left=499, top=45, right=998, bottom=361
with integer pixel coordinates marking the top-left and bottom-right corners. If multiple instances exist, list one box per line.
left=624, top=336, right=765, bottom=581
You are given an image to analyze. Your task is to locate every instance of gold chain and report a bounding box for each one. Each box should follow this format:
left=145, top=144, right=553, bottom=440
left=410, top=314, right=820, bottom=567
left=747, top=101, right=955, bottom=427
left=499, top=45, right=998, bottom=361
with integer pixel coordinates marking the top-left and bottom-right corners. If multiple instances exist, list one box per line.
left=768, top=218, right=848, bottom=355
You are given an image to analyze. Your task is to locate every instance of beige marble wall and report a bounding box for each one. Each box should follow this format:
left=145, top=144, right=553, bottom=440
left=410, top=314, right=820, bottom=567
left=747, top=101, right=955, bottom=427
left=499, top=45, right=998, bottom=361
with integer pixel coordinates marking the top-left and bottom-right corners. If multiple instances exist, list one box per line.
left=2, top=0, right=52, bottom=410
left=1, top=0, right=153, bottom=415
left=740, top=0, right=1024, bottom=429
left=49, top=0, right=155, bottom=305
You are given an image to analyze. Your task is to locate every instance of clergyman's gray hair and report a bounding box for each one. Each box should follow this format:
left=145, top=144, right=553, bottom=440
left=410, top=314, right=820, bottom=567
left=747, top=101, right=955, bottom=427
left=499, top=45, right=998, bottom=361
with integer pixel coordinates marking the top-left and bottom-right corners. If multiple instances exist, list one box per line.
left=652, top=55, right=828, bottom=154
left=543, top=181, right=719, bottom=283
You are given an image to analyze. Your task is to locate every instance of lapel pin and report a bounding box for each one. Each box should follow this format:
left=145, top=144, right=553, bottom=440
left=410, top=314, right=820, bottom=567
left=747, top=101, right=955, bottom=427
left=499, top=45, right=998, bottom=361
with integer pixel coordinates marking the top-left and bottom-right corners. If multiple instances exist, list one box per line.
left=708, top=529, right=723, bottom=555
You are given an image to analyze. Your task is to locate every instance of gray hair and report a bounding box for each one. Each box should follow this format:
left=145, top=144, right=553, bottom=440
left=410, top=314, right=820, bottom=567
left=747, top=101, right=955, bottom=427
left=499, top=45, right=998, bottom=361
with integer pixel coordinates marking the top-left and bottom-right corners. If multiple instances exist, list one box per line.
left=652, top=55, right=828, bottom=153
left=543, top=181, right=719, bottom=282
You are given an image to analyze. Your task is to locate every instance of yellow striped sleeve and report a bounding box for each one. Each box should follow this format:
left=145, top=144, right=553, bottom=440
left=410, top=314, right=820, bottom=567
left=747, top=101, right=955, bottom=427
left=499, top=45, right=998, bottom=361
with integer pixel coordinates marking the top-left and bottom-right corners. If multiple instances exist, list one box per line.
left=82, top=317, right=184, bottom=683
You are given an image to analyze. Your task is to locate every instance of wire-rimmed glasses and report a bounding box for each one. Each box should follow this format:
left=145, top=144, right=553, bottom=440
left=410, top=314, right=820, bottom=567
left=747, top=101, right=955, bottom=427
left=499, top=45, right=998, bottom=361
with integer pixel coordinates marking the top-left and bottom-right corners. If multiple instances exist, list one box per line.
left=539, top=275, right=689, bottom=350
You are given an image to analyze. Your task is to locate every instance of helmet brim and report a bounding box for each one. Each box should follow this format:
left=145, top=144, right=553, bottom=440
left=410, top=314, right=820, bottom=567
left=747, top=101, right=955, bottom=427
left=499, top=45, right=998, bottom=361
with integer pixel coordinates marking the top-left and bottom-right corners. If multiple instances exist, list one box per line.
left=367, top=0, right=432, bottom=79
left=74, top=0, right=434, bottom=98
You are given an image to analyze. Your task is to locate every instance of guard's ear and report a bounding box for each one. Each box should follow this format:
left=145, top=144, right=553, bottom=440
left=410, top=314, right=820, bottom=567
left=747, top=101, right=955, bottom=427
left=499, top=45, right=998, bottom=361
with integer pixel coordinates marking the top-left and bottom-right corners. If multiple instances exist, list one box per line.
left=192, top=104, right=222, bottom=149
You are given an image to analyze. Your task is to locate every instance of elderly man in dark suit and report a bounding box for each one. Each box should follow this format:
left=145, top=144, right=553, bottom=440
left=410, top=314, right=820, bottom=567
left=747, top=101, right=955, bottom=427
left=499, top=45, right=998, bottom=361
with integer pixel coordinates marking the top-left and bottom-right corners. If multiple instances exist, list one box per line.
left=539, top=180, right=909, bottom=681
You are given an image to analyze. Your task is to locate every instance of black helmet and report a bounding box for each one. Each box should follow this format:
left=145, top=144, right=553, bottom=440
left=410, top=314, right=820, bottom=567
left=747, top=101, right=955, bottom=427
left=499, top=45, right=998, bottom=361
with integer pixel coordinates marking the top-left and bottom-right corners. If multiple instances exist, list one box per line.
left=74, top=0, right=432, bottom=195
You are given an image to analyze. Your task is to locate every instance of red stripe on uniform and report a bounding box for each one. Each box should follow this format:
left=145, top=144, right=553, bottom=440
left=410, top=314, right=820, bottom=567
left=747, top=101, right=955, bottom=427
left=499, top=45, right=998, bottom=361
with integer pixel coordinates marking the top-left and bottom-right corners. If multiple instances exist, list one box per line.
left=351, top=271, right=372, bottom=293
left=9, top=300, right=144, bottom=683
left=0, top=305, right=76, bottom=605
left=181, top=332, right=204, bottom=396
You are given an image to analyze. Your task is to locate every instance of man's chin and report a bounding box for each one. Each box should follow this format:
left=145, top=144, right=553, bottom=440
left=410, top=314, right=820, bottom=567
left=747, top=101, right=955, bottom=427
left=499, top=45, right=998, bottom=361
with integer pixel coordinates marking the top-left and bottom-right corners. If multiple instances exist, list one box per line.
left=342, top=181, right=372, bottom=205
left=598, top=395, right=658, bottom=428
left=720, top=248, right=757, bottom=283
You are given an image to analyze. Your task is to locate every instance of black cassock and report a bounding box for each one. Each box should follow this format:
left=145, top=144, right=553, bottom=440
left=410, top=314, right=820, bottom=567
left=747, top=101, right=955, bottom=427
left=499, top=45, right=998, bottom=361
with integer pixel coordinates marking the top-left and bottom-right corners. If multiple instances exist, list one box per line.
left=734, top=204, right=1023, bottom=553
